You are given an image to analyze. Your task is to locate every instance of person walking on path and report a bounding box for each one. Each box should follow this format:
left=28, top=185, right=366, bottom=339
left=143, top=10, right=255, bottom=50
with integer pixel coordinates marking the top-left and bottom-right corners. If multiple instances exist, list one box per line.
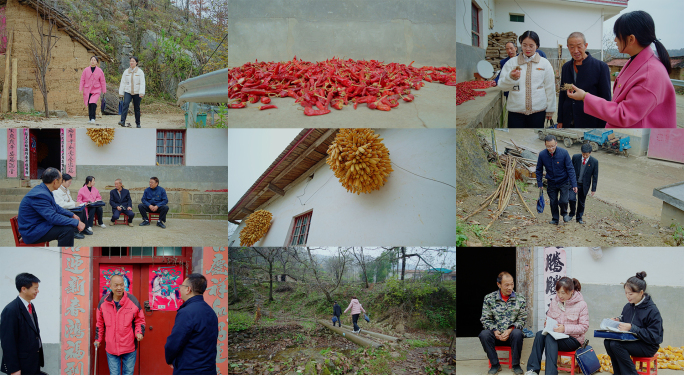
left=343, top=296, right=366, bottom=334
left=332, top=301, right=342, bottom=327
left=79, top=56, right=107, bottom=124
left=118, top=56, right=145, bottom=128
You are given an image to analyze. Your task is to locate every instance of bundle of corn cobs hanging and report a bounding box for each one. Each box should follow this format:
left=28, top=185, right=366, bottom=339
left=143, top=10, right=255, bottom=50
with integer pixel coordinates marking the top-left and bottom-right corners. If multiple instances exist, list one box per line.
left=239, top=210, right=273, bottom=246
left=326, top=129, right=393, bottom=194
left=86, top=128, right=115, bottom=146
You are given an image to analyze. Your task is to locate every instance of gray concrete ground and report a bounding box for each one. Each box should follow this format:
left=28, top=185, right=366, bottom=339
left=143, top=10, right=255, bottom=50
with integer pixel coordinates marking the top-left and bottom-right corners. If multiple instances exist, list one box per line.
left=493, top=128, right=684, bottom=220
left=456, top=337, right=684, bottom=375
left=0, top=219, right=228, bottom=247
left=228, top=82, right=455, bottom=128
left=0, top=114, right=185, bottom=128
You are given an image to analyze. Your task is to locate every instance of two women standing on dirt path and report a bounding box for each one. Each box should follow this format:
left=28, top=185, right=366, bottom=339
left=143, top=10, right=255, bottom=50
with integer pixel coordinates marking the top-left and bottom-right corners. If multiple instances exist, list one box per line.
left=79, top=56, right=107, bottom=125
left=118, top=56, right=146, bottom=128
left=344, top=296, right=366, bottom=334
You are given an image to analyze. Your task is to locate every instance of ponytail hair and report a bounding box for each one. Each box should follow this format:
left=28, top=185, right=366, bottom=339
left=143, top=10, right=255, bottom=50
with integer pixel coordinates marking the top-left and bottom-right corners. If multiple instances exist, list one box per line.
left=613, top=10, right=671, bottom=74
left=83, top=175, right=95, bottom=187
left=556, top=277, right=581, bottom=293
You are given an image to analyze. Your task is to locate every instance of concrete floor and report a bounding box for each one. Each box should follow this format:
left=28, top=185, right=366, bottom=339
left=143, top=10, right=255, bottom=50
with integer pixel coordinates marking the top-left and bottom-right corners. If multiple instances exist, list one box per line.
left=456, top=337, right=684, bottom=375
left=1, top=219, right=228, bottom=246
left=227, top=82, right=455, bottom=128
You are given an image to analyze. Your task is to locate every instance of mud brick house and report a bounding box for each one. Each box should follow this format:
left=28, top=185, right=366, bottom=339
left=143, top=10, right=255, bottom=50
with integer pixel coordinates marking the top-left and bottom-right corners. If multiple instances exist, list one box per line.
left=0, top=0, right=113, bottom=115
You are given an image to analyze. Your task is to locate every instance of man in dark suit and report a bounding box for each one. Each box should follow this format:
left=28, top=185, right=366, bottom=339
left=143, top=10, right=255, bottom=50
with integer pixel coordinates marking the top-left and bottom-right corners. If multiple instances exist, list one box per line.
left=0, top=273, right=45, bottom=375
left=109, top=178, right=135, bottom=227
left=568, top=143, right=599, bottom=224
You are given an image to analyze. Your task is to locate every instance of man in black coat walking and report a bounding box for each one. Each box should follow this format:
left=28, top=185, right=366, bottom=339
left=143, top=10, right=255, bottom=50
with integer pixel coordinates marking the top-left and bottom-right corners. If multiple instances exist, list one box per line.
left=557, top=32, right=611, bottom=128
left=0, top=273, right=45, bottom=375
left=568, top=143, right=599, bottom=224
left=332, top=301, right=342, bottom=327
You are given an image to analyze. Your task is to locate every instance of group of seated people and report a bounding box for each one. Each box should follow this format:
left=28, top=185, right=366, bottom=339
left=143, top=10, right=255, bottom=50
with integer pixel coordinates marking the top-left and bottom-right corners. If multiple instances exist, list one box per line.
left=479, top=271, right=663, bottom=375
left=17, top=167, right=170, bottom=246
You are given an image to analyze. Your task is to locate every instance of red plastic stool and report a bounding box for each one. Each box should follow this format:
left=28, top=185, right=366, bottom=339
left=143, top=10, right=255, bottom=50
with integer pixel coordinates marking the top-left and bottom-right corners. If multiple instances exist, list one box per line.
left=148, top=212, right=160, bottom=222
left=112, top=214, right=129, bottom=225
left=557, top=351, right=578, bottom=375
left=632, top=353, right=658, bottom=375
left=488, top=346, right=513, bottom=369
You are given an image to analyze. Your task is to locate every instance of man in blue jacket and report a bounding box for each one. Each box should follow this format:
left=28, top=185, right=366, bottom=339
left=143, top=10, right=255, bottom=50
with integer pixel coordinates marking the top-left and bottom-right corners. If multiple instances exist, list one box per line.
left=18, top=168, right=86, bottom=246
left=138, top=176, right=169, bottom=229
left=165, top=273, right=218, bottom=375
left=109, top=178, right=135, bottom=227
left=536, top=135, right=577, bottom=225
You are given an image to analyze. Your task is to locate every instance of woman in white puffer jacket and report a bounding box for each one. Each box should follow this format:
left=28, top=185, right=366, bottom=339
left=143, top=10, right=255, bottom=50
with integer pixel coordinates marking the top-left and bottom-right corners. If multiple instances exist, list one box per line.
left=498, top=30, right=556, bottom=128
left=118, top=56, right=146, bottom=128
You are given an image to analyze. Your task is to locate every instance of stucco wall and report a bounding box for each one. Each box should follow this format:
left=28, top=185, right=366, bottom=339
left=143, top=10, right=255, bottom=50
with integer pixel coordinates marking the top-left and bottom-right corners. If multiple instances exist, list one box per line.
left=229, top=129, right=456, bottom=246
left=76, top=129, right=157, bottom=166
left=228, top=0, right=456, bottom=68
left=185, top=129, right=228, bottom=167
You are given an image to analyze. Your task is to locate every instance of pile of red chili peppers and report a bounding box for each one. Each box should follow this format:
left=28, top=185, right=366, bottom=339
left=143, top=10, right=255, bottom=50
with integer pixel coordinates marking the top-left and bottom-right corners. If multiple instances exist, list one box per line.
left=456, top=80, right=497, bottom=106
left=228, top=57, right=456, bottom=115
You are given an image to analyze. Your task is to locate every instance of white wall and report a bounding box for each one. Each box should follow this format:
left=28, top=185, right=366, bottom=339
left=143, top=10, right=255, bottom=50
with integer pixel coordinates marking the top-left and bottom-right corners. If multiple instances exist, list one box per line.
left=457, top=0, right=494, bottom=47
left=229, top=129, right=457, bottom=246
left=494, top=0, right=604, bottom=51
left=185, top=129, right=228, bottom=167
left=76, top=129, right=157, bottom=166
left=0, top=250, right=62, bottom=343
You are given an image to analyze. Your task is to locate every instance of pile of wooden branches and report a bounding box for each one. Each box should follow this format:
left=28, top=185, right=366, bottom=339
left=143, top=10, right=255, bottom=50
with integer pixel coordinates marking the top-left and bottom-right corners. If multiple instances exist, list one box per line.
left=464, top=156, right=535, bottom=231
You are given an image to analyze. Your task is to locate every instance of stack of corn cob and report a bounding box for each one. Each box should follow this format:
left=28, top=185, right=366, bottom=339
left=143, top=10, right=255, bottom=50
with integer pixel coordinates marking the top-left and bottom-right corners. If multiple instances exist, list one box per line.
left=239, top=210, right=273, bottom=246
left=86, top=128, right=115, bottom=146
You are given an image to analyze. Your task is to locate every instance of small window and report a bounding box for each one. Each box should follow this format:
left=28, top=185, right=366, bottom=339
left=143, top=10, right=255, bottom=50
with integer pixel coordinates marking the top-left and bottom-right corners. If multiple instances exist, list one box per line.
left=471, top=3, right=480, bottom=47
left=156, top=130, right=185, bottom=166
left=289, top=211, right=313, bottom=246
left=510, top=14, right=524, bottom=23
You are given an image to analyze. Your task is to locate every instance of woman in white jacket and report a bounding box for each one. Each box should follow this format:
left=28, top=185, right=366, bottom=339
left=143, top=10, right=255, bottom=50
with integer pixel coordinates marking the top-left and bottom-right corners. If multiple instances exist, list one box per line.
left=52, top=174, right=92, bottom=237
left=118, top=56, right=146, bottom=128
left=498, top=31, right=556, bottom=128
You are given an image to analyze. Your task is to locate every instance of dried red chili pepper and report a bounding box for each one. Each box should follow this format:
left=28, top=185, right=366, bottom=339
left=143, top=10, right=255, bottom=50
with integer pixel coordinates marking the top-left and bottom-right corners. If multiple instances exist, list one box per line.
left=261, top=97, right=271, bottom=104
left=228, top=102, right=246, bottom=109
left=259, top=105, right=278, bottom=110
left=248, top=94, right=258, bottom=104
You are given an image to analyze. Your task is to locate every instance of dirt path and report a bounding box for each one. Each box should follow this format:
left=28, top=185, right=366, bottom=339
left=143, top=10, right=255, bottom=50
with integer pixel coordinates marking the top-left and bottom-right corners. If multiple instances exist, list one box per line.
left=0, top=113, right=186, bottom=128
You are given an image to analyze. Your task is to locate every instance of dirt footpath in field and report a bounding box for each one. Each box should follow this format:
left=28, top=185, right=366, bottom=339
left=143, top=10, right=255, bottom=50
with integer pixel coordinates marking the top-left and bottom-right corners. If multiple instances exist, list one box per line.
left=0, top=113, right=186, bottom=128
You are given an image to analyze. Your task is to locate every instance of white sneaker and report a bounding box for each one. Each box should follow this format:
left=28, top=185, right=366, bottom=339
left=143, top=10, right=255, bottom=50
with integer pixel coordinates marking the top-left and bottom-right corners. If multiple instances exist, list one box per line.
left=525, top=370, right=538, bottom=375
left=100, top=223, right=106, bottom=229
left=89, top=119, right=96, bottom=124
left=88, top=227, right=93, bottom=232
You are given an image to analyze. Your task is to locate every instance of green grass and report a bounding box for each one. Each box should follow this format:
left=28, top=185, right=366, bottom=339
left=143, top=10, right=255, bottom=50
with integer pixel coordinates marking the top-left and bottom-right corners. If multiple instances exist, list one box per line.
left=228, top=311, right=253, bottom=332
left=407, top=339, right=431, bottom=348
left=457, top=217, right=486, bottom=247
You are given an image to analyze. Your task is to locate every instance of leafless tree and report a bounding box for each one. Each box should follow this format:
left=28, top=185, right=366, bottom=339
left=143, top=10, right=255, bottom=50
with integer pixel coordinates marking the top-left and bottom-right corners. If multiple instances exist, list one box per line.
left=602, top=32, right=627, bottom=62
left=27, top=2, right=60, bottom=118
left=299, top=247, right=346, bottom=302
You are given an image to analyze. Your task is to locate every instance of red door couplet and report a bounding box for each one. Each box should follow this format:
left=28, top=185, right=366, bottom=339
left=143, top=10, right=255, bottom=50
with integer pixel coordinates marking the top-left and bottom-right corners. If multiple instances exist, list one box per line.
left=29, top=130, right=37, bottom=179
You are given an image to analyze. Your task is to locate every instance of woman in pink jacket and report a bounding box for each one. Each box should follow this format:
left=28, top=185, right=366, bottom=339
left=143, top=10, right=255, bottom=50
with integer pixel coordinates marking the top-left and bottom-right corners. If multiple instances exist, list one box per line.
left=567, top=11, right=676, bottom=128
left=77, top=176, right=106, bottom=230
left=525, top=277, right=589, bottom=375
left=343, top=296, right=366, bottom=334
left=79, top=56, right=107, bottom=124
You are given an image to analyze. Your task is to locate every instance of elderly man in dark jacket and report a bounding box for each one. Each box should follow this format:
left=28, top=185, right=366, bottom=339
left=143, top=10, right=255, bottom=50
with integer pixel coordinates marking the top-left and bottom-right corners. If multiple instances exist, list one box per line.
left=557, top=32, right=612, bottom=128
left=165, top=273, right=218, bottom=375
left=109, top=178, right=135, bottom=226
left=536, top=135, right=577, bottom=225
left=17, top=167, right=86, bottom=246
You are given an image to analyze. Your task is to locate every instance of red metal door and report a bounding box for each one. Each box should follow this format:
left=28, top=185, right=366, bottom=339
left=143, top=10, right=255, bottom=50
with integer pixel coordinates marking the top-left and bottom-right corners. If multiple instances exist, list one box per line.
left=648, top=129, right=684, bottom=164
left=29, top=130, right=37, bottom=179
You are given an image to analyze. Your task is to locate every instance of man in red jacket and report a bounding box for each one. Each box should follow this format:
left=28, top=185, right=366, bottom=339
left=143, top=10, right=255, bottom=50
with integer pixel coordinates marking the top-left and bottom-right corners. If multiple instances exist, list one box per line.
left=94, top=275, right=145, bottom=375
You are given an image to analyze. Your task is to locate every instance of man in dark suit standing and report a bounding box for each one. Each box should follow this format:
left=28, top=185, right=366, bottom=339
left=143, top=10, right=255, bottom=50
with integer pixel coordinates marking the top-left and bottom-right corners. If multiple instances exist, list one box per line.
left=0, top=273, right=45, bottom=375
left=568, top=143, right=599, bottom=224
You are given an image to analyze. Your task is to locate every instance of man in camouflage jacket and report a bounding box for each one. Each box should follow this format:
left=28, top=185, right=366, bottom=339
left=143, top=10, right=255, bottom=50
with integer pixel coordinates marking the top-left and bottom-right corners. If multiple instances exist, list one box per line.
left=479, top=272, right=527, bottom=375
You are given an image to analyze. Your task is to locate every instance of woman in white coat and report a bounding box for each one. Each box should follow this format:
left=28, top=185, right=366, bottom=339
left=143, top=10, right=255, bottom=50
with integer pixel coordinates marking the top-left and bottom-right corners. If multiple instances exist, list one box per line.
left=52, top=173, right=91, bottom=237
left=498, top=31, right=556, bottom=128
left=118, top=56, right=146, bottom=128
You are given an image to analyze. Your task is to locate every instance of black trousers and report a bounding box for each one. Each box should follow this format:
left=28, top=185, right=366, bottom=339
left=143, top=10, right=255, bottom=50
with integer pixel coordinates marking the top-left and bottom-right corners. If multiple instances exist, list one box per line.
left=112, top=208, right=135, bottom=222
left=32, top=225, right=75, bottom=246
left=547, top=181, right=570, bottom=222
left=526, top=331, right=581, bottom=375
left=87, top=206, right=103, bottom=227
left=72, top=209, right=87, bottom=233
left=568, top=184, right=588, bottom=220
left=121, top=92, right=141, bottom=125
left=88, top=93, right=97, bottom=120
left=138, top=204, right=169, bottom=222
left=333, top=316, right=341, bottom=327
left=604, top=339, right=659, bottom=375
left=508, top=111, right=546, bottom=128
left=352, top=314, right=360, bottom=331
left=479, top=328, right=524, bottom=366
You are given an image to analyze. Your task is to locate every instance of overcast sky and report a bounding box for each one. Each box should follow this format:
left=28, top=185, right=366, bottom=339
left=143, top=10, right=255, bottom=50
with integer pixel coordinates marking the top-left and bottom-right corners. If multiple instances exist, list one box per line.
left=602, top=0, right=683, bottom=50
left=228, top=129, right=301, bottom=234
left=310, top=247, right=456, bottom=269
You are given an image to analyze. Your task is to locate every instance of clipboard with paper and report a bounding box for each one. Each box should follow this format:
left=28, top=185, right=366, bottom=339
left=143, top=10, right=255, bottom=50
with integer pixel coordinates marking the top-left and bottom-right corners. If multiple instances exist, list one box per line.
left=542, top=317, right=569, bottom=340
left=593, top=318, right=639, bottom=341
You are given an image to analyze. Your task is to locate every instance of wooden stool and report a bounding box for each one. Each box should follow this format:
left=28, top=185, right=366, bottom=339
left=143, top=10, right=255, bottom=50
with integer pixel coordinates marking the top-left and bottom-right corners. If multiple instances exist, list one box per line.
left=488, top=346, right=513, bottom=369
left=557, top=351, right=578, bottom=375
left=632, top=353, right=658, bottom=375
left=10, top=216, right=49, bottom=247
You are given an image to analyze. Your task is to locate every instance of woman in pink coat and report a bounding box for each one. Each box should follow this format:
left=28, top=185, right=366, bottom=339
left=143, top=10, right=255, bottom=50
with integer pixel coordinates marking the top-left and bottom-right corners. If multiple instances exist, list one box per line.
left=567, top=11, right=676, bottom=128
left=79, top=56, right=107, bottom=124
left=77, top=176, right=106, bottom=230
left=343, top=296, right=366, bottom=334
left=525, top=277, right=589, bottom=375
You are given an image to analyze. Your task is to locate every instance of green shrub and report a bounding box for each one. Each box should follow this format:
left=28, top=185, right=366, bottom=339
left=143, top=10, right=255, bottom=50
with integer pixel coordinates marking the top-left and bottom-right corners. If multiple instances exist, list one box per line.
left=227, top=311, right=253, bottom=332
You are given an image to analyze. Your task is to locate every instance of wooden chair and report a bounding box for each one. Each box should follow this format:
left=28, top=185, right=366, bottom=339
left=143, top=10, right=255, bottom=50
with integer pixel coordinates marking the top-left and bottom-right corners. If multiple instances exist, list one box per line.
left=10, top=216, right=49, bottom=247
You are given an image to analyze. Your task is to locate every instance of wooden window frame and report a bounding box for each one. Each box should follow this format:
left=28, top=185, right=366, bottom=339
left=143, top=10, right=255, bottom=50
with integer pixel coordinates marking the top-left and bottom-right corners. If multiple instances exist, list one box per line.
left=288, top=211, right=313, bottom=246
left=472, top=2, right=481, bottom=47
left=156, top=130, right=186, bottom=166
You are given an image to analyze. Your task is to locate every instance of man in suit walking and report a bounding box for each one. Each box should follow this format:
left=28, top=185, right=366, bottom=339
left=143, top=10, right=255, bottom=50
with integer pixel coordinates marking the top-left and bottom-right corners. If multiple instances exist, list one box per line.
left=568, top=143, right=599, bottom=224
left=0, top=273, right=45, bottom=375
left=536, top=135, right=578, bottom=225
